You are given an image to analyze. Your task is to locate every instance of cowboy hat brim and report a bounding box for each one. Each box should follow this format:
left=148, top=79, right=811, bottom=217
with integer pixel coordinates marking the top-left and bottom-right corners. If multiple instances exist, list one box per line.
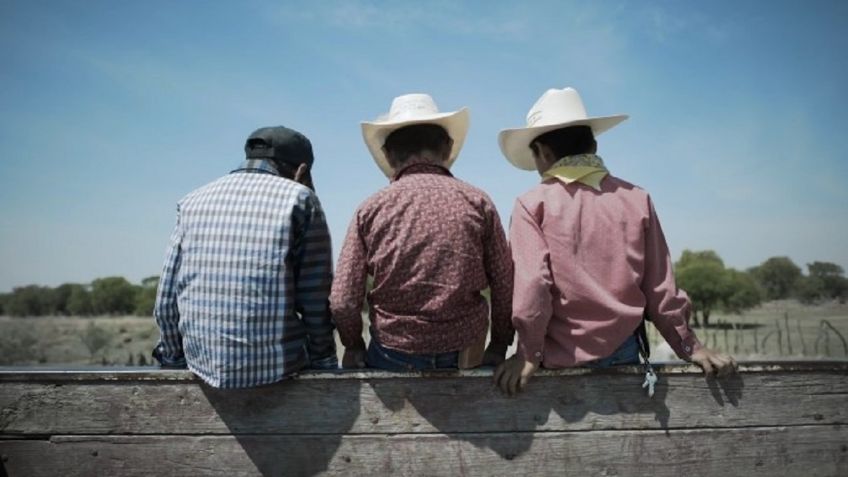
left=362, top=107, right=470, bottom=178
left=498, top=114, right=629, bottom=171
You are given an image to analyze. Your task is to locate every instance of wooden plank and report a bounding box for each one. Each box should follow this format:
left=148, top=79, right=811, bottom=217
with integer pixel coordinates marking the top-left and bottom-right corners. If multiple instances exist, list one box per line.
left=2, top=369, right=846, bottom=435
left=1, top=426, right=846, bottom=477
left=2, top=361, right=847, bottom=381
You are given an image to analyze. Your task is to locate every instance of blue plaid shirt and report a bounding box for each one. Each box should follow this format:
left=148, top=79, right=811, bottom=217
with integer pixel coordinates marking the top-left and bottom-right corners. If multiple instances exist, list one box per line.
left=153, top=160, right=337, bottom=388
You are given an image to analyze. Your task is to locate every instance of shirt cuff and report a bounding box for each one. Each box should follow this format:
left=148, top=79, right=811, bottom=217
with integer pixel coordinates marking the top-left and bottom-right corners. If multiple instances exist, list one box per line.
left=337, top=324, right=366, bottom=349
left=675, top=335, right=704, bottom=360
left=517, top=340, right=544, bottom=365
left=152, top=346, right=187, bottom=369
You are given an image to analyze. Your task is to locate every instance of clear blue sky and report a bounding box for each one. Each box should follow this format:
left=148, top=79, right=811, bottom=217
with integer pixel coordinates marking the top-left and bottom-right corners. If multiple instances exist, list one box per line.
left=1, top=0, right=847, bottom=292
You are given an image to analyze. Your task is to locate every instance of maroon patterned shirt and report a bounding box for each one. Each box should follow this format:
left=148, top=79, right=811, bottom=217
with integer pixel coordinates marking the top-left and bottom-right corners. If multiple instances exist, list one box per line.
left=330, top=162, right=514, bottom=354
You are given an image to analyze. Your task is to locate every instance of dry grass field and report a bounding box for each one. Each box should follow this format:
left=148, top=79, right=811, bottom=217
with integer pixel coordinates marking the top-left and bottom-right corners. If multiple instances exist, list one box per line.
left=1, top=300, right=846, bottom=367
left=0, top=316, right=157, bottom=366
left=647, top=300, right=848, bottom=361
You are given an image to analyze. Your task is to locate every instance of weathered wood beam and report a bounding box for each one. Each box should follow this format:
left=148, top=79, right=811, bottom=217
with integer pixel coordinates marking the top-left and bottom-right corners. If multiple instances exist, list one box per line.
left=1, top=363, right=846, bottom=436
left=1, top=426, right=846, bottom=477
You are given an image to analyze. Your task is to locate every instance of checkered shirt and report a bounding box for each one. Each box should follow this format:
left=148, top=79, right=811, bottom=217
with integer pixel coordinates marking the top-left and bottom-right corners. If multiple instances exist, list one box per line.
left=153, top=159, right=336, bottom=388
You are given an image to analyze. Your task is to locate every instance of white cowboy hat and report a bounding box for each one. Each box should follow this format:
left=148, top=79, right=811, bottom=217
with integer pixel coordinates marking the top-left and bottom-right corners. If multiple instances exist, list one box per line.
left=362, top=93, right=469, bottom=177
left=498, top=87, right=629, bottom=170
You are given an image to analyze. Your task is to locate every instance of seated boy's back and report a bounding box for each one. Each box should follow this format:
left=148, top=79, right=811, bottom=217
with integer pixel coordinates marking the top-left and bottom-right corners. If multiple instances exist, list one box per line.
left=331, top=94, right=514, bottom=370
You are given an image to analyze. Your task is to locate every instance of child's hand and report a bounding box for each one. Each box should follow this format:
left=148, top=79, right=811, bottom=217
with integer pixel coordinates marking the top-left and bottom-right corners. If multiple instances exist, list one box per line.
left=690, top=347, right=737, bottom=377
left=494, top=355, right=540, bottom=395
left=342, top=346, right=367, bottom=369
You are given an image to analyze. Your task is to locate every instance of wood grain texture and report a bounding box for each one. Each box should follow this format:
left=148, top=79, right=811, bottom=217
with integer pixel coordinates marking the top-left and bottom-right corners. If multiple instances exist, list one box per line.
left=2, top=363, right=846, bottom=476
left=1, top=426, right=846, bottom=477
left=1, top=369, right=846, bottom=435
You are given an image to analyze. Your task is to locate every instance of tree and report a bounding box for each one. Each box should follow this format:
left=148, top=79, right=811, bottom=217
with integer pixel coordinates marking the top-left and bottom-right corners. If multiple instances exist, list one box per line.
left=52, top=283, right=88, bottom=316
left=134, top=275, right=159, bottom=316
left=67, top=286, right=94, bottom=316
left=5, top=285, right=54, bottom=317
left=722, top=269, right=762, bottom=313
left=676, top=250, right=724, bottom=269
left=750, top=257, right=802, bottom=300
left=807, top=261, right=848, bottom=301
left=675, top=250, right=731, bottom=327
left=0, top=292, right=8, bottom=315
left=796, top=275, right=826, bottom=305
left=90, top=277, right=137, bottom=315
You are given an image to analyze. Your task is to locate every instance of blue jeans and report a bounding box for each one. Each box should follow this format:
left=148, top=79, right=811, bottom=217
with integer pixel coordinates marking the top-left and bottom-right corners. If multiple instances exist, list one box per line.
left=366, top=338, right=459, bottom=372
left=583, top=335, right=640, bottom=368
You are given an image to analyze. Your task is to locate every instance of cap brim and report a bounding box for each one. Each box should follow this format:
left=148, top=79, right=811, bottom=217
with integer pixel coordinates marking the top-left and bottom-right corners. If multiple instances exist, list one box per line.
left=362, top=108, right=470, bottom=178
left=498, top=114, right=628, bottom=171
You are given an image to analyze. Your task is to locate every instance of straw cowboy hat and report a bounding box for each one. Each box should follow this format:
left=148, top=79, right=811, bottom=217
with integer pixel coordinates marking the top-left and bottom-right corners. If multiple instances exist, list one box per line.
left=362, top=93, right=469, bottom=177
left=498, top=87, right=629, bottom=170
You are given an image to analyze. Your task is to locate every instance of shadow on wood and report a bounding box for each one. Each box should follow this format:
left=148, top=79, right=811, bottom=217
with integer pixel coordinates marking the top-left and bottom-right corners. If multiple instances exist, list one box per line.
left=0, top=362, right=846, bottom=476
left=200, top=376, right=361, bottom=476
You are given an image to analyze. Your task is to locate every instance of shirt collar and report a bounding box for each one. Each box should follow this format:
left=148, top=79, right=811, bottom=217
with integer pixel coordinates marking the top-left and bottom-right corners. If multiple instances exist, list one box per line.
left=392, top=159, right=453, bottom=181
left=542, top=154, right=609, bottom=191
left=231, top=159, right=283, bottom=176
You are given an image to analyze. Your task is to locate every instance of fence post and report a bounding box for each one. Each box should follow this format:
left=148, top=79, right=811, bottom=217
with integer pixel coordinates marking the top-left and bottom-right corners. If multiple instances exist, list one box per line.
left=784, top=313, right=793, bottom=356
left=796, top=320, right=807, bottom=356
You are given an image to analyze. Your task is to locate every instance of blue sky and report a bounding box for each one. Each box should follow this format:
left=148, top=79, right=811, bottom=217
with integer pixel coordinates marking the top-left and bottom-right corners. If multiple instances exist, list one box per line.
left=1, top=0, right=847, bottom=292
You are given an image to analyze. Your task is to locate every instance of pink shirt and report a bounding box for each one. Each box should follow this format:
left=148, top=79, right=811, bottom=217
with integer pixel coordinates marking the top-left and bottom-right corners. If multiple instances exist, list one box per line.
left=510, top=174, right=702, bottom=367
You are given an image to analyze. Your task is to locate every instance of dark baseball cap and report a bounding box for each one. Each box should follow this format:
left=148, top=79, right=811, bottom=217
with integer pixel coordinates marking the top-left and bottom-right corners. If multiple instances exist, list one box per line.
left=244, top=126, right=314, bottom=168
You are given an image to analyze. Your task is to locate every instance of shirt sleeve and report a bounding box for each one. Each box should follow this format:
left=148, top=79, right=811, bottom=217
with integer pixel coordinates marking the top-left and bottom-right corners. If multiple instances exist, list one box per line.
left=329, top=210, right=368, bottom=349
left=509, top=198, right=554, bottom=365
left=483, top=202, right=515, bottom=350
left=292, top=191, right=337, bottom=362
left=153, top=204, right=186, bottom=367
left=641, top=196, right=703, bottom=359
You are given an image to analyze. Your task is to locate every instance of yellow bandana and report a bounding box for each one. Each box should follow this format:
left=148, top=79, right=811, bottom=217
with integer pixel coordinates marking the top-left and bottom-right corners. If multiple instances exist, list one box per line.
left=542, top=154, right=609, bottom=191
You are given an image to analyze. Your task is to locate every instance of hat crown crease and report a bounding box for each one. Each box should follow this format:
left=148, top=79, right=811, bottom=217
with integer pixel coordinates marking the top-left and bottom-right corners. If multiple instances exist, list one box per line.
left=526, top=87, right=589, bottom=127
left=384, top=94, right=441, bottom=122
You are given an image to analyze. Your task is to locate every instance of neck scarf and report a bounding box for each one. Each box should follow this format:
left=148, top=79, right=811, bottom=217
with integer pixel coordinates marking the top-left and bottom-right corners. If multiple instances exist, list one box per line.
left=542, top=154, right=608, bottom=191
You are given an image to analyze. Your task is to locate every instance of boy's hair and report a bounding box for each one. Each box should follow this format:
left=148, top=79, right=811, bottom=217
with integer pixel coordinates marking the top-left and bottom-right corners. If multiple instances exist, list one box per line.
left=384, top=124, right=451, bottom=165
left=531, top=125, right=597, bottom=158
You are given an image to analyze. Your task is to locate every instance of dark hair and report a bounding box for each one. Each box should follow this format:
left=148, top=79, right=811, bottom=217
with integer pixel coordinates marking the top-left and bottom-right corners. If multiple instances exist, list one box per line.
left=531, top=125, right=596, bottom=158
left=383, top=124, right=451, bottom=165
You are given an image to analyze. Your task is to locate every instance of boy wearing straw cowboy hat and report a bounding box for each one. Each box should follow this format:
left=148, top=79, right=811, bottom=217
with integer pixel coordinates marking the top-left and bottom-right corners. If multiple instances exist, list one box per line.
left=330, top=94, right=514, bottom=371
left=494, top=87, right=736, bottom=395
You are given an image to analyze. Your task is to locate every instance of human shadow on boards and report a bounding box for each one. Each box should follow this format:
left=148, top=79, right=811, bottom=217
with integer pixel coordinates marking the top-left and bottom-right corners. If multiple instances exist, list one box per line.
left=367, top=363, right=742, bottom=455
left=202, top=370, right=361, bottom=477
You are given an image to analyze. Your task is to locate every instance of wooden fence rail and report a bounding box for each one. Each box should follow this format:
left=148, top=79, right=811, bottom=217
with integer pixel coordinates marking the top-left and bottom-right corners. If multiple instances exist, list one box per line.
left=1, top=362, right=847, bottom=476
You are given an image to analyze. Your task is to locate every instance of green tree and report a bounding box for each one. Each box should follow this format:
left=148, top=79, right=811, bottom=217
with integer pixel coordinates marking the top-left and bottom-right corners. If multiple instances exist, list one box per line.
left=0, top=292, right=8, bottom=315
left=796, top=275, right=826, bottom=305
left=675, top=250, right=731, bottom=327
left=91, top=277, right=137, bottom=315
left=807, top=261, right=848, bottom=301
left=722, top=269, right=762, bottom=313
left=52, top=283, right=89, bottom=316
left=676, top=250, right=724, bottom=269
left=5, top=285, right=54, bottom=317
left=67, top=286, right=94, bottom=316
left=750, top=256, right=802, bottom=300
left=134, top=275, right=159, bottom=316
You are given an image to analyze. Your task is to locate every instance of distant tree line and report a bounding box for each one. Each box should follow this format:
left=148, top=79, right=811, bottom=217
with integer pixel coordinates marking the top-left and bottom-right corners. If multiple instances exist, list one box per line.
left=675, top=251, right=847, bottom=327
left=1, top=253, right=846, bottom=321
left=0, top=276, right=158, bottom=317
